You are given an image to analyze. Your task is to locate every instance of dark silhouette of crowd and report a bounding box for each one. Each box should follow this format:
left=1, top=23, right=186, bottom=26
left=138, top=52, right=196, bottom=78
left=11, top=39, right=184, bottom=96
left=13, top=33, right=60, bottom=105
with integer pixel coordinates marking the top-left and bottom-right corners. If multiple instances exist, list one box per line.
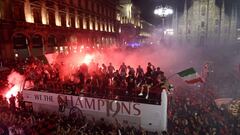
left=167, top=88, right=240, bottom=135
left=1, top=58, right=239, bottom=135
left=9, top=57, right=170, bottom=104
left=0, top=87, right=239, bottom=135
left=0, top=95, right=158, bottom=135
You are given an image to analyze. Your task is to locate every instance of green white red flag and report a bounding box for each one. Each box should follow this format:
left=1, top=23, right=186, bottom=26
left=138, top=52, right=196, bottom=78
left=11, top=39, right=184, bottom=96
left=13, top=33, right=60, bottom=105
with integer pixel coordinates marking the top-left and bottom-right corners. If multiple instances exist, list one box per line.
left=177, top=67, right=204, bottom=84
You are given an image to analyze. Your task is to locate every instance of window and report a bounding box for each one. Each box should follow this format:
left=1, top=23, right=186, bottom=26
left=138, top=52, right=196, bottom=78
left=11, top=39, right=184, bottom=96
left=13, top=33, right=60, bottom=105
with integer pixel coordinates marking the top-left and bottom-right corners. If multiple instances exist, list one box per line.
left=71, top=15, right=75, bottom=27
left=60, top=13, right=66, bottom=27
left=14, top=3, right=25, bottom=21
left=32, top=35, right=43, bottom=48
left=201, top=21, right=205, bottom=28
left=215, top=19, right=219, bottom=25
left=13, top=34, right=28, bottom=49
left=48, top=11, right=55, bottom=26
left=82, top=14, right=87, bottom=29
left=33, top=8, right=41, bottom=24
left=48, top=35, right=57, bottom=47
left=201, top=6, right=206, bottom=16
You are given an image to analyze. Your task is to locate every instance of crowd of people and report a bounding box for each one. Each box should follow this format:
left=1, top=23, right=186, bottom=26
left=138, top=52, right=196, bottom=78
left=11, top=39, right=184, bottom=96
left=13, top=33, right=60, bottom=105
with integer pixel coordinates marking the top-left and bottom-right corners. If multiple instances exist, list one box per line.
left=0, top=97, right=158, bottom=135
left=1, top=57, right=239, bottom=135
left=10, top=57, right=170, bottom=104
left=1, top=88, right=239, bottom=135
left=167, top=88, right=240, bottom=135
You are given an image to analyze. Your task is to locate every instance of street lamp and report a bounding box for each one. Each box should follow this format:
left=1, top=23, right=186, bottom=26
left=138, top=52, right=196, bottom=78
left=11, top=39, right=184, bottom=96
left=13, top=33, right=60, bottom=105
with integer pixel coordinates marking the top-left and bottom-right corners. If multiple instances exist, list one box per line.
left=154, top=5, right=173, bottom=28
left=154, top=5, right=173, bottom=43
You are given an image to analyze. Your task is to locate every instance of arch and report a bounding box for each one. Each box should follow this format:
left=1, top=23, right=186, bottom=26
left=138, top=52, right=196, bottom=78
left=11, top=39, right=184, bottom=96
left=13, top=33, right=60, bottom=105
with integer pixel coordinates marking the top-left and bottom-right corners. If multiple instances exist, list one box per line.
left=12, top=33, right=29, bottom=49
left=59, top=35, right=67, bottom=46
left=31, top=34, right=44, bottom=56
left=12, top=33, right=30, bottom=59
left=46, top=34, right=58, bottom=53
left=48, top=34, right=57, bottom=47
left=32, top=34, right=43, bottom=48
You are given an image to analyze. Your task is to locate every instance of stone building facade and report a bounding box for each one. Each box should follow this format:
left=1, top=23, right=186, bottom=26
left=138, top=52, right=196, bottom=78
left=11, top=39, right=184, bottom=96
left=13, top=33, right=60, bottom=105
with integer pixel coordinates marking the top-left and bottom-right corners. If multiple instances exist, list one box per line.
left=0, top=0, right=120, bottom=59
left=118, top=0, right=142, bottom=45
left=172, top=0, right=238, bottom=46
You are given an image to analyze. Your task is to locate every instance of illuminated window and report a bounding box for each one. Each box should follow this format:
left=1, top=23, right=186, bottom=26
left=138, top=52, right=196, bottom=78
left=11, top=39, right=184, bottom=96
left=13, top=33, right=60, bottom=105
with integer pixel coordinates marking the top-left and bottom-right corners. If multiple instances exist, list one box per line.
left=89, top=16, right=93, bottom=30
left=55, top=5, right=61, bottom=26
left=66, top=10, right=71, bottom=27
left=108, top=22, right=111, bottom=32
left=41, top=2, right=48, bottom=25
left=100, top=20, right=103, bottom=31
left=104, top=21, right=108, bottom=31
left=112, top=24, right=115, bottom=32
left=75, top=15, right=80, bottom=28
left=116, top=13, right=120, bottom=21
left=83, top=15, right=87, bottom=29
left=95, top=17, right=98, bottom=30
left=24, top=0, right=34, bottom=23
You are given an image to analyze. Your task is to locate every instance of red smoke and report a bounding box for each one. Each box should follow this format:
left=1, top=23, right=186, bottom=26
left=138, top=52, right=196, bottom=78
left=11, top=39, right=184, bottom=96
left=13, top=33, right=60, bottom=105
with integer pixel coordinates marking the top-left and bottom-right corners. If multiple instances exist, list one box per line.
left=45, top=45, right=203, bottom=80
left=4, top=71, right=25, bottom=101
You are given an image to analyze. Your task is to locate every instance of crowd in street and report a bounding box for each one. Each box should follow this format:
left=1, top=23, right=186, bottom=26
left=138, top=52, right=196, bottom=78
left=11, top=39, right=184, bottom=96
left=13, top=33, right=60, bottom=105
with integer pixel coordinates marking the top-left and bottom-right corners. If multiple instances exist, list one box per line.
left=0, top=86, right=239, bottom=135
left=0, top=58, right=239, bottom=135
left=0, top=96, right=157, bottom=135
left=8, top=57, right=170, bottom=104
left=167, top=88, right=240, bottom=135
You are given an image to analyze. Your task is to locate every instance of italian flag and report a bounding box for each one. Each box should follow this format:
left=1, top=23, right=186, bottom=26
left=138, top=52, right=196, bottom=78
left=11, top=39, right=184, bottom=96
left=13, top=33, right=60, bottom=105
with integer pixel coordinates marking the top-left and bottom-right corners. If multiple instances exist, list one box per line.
left=177, top=68, right=204, bottom=84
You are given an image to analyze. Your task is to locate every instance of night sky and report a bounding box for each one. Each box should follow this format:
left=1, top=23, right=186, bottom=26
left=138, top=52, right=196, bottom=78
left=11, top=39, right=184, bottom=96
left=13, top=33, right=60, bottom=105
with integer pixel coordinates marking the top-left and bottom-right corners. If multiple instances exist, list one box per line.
left=132, top=0, right=240, bottom=26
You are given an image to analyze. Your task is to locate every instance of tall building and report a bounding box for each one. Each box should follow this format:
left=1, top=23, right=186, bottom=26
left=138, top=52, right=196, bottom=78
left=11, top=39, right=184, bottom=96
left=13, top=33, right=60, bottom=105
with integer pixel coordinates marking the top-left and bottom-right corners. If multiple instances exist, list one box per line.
left=0, top=0, right=119, bottom=60
left=139, top=20, right=155, bottom=45
left=172, top=0, right=238, bottom=46
left=118, top=0, right=142, bottom=45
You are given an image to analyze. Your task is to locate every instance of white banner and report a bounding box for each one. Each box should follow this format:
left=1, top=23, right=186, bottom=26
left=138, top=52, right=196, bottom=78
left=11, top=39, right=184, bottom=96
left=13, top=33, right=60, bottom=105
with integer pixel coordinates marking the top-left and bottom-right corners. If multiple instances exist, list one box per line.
left=23, top=90, right=167, bottom=132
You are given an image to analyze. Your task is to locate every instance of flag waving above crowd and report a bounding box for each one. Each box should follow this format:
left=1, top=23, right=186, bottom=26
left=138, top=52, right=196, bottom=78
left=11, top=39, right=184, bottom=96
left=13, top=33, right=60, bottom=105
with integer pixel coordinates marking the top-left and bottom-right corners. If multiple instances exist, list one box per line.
left=177, top=67, right=204, bottom=84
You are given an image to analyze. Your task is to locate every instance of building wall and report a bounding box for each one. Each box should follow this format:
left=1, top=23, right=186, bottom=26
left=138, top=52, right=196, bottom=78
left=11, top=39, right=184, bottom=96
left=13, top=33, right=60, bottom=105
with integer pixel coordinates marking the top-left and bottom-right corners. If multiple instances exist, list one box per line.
left=139, top=20, right=155, bottom=44
left=172, top=0, right=238, bottom=46
left=119, top=0, right=142, bottom=45
left=0, top=0, right=120, bottom=60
